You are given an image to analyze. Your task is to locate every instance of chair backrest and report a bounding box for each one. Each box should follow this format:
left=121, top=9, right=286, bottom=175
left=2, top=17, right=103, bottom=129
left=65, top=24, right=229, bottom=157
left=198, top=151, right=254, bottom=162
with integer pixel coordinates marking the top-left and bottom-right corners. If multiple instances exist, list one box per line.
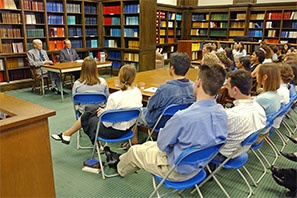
left=176, top=143, right=225, bottom=166
left=72, top=92, right=107, bottom=105
left=99, top=108, right=141, bottom=123
left=241, top=130, right=260, bottom=147
left=153, top=103, right=192, bottom=131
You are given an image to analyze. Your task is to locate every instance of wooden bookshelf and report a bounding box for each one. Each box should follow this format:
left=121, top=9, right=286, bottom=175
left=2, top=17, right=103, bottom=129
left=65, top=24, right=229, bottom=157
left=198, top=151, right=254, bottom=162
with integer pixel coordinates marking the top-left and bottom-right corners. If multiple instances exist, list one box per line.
left=156, top=4, right=183, bottom=61
left=102, top=0, right=156, bottom=72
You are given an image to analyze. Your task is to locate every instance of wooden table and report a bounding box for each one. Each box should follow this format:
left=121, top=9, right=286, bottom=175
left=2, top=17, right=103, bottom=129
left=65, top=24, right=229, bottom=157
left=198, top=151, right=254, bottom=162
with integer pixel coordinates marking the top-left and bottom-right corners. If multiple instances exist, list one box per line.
left=41, top=61, right=112, bottom=101
left=105, top=68, right=199, bottom=102
left=0, top=93, right=56, bottom=197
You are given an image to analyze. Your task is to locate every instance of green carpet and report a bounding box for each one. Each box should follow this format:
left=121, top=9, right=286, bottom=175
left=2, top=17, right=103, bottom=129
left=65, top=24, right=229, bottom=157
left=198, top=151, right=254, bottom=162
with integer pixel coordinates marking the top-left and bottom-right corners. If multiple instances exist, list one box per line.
left=5, top=87, right=297, bottom=198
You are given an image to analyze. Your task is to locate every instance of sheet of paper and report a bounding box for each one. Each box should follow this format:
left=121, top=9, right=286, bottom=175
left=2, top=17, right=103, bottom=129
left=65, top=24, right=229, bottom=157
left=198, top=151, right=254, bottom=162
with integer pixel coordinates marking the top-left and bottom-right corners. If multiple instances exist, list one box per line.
left=144, top=87, right=158, bottom=93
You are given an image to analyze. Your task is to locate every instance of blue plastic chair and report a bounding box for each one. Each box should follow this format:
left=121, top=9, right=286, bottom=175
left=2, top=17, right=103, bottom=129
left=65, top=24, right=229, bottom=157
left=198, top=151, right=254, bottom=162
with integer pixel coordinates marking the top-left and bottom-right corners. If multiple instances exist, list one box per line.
left=149, top=143, right=225, bottom=198
left=72, top=92, right=107, bottom=149
left=146, top=103, right=192, bottom=141
left=193, top=131, right=261, bottom=198
left=90, top=108, right=141, bottom=179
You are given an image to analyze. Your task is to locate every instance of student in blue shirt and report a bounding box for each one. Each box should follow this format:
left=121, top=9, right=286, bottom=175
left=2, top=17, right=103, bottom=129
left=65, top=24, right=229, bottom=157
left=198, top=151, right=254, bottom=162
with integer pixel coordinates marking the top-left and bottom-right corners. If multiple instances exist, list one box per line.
left=111, top=64, right=228, bottom=181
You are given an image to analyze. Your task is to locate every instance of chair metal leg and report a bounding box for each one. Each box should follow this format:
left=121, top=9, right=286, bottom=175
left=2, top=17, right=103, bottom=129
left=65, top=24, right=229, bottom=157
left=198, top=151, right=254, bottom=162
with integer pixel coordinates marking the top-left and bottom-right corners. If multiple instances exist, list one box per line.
left=251, top=150, right=267, bottom=184
left=76, top=129, right=93, bottom=150
left=264, top=137, right=280, bottom=165
left=275, top=129, right=287, bottom=152
left=237, top=169, right=254, bottom=198
left=257, top=149, right=271, bottom=167
left=242, top=166, right=257, bottom=187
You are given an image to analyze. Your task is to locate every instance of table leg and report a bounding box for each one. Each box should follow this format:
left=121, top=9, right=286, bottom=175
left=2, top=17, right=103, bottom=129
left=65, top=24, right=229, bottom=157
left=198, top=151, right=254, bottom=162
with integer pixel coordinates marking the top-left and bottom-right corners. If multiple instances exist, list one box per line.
left=41, top=74, right=45, bottom=96
left=60, top=72, right=64, bottom=102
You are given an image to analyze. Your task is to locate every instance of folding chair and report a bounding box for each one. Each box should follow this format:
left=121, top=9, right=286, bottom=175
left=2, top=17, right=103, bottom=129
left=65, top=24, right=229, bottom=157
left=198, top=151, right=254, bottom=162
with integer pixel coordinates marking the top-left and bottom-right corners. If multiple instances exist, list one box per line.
left=149, top=142, right=225, bottom=198
left=146, top=103, right=192, bottom=141
left=191, top=130, right=261, bottom=198
left=72, top=92, right=107, bottom=150
left=90, top=108, right=141, bottom=179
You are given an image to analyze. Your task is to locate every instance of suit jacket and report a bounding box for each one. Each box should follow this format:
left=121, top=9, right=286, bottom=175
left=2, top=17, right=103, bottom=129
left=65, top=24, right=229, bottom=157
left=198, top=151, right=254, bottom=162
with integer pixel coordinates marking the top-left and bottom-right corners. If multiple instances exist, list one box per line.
left=27, top=48, right=50, bottom=76
left=59, top=48, right=79, bottom=62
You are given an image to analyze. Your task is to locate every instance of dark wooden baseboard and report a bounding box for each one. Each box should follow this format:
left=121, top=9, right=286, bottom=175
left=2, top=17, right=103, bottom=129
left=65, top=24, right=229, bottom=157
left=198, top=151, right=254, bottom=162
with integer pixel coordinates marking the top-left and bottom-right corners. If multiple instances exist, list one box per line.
left=0, top=79, right=33, bottom=92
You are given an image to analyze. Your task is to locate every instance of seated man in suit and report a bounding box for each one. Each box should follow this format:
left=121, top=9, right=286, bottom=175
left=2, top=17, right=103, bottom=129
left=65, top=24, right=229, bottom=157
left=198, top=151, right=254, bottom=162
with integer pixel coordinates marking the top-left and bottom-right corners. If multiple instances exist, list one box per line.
left=125, top=52, right=196, bottom=147
left=27, top=39, right=63, bottom=94
left=59, top=39, right=80, bottom=80
left=110, top=64, right=228, bottom=181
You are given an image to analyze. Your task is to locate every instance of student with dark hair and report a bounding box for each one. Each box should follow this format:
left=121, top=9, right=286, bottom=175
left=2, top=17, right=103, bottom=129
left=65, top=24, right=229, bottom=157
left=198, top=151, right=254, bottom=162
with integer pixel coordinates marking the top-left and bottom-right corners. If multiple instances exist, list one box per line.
left=224, top=47, right=235, bottom=70
left=211, top=70, right=266, bottom=162
left=237, top=56, right=251, bottom=71
left=112, top=64, right=228, bottom=181
left=250, top=49, right=265, bottom=72
left=126, top=52, right=196, bottom=147
left=51, top=64, right=142, bottom=145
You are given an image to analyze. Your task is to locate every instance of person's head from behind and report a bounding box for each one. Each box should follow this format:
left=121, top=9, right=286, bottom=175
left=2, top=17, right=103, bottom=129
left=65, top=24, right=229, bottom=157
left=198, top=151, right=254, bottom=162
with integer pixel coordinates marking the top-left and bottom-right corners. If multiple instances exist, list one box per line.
left=64, top=39, right=72, bottom=49
left=194, top=64, right=226, bottom=98
left=79, top=56, right=100, bottom=85
left=279, top=63, right=294, bottom=84
left=33, top=39, right=42, bottom=50
left=227, top=70, right=252, bottom=98
left=202, top=53, right=222, bottom=67
left=119, top=64, right=136, bottom=91
left=169, top=52, right=190, bottom=77
left=216, top=51, right=232, bottom=70
left=283, top=53, right=297, bottom=62
left=256, top=63, right=280, bottom=92
left=251, top=49, right=265, bottom=64
left=260, top=44, right=273, bottom=59
left=286, top=60, right=297, bottom=85
left=238, top=57, right=251, bottom=71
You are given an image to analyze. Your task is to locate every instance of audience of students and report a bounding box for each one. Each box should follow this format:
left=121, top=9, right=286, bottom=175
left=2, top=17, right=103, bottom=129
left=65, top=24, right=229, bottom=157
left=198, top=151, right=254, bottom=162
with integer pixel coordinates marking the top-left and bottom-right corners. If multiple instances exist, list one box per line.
left=51, top=64, right=142, bottom=145
left=233, top=42, right=247, bottom=58
left=212, top=41, right=224, bottom=53
left=113, top=64, right=228, bottom=181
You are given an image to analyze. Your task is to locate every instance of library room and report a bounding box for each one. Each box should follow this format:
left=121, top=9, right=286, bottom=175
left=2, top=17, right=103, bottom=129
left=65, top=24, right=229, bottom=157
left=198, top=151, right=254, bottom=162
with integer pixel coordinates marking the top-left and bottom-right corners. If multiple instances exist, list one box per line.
left=0, top=0, right=297, bottom=197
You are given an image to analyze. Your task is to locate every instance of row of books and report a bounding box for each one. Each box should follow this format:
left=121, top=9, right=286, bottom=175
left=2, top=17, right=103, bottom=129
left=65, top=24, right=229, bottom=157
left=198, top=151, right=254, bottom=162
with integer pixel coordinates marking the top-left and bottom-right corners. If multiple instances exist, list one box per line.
left=156, top=11, right=166, bottom=19
left=68, top=16, right=78, bottom=25
left=111, top=61, right=121, bottom=69
left=86, top=28, right=97, bottom=36
left=103, top=5, right=121, bottom=15
left=25, top=14, right=43, bottom=24
left=235, top=13, right=246, bottom=20
left=124, top=62, right=139, bottom=71
left=167, top=13, right=182, bottom=21
left=5, top=58, right=24, bottom=69
left=49, top=27, right=64, bottom=37
left=127, top=40, right=139, bottom=49
left=9, top=69, right=31, bottom=81
left=229, top=30, right=245, bottom=36
left=0, top=0, right=17, bottom=9
left=86, top=39, right=98, bottom=48
left=191, top=29, right=208, bottom=36
left=0, top=28, right=21, bottom=38
left=68, top=27, right=82, bottom=37
left=266, top=12, right=284, bottom=20
left=46, top=2, right=63, bottom=13
left=248, top=30, right=263, bottom=37
left=230, top=22, right=245, bottom=28
left=2, top=42, right=23, bottom=53
left=66, top=3, right=80, bottom=13
left=192, top=22, right=209, bottom=28
left=266, top=30, right=278, bottom=37
left=283, top=22, right=297, bottom=29
left=281, top=31, right=297, bottom=38
left=249, top=22, right=263, bottom=28
left=191, top=42, right=203, bottom=51
left=85, top=17, right=97, bottom=25
left=158, top=21, right=167, bottom=28
left=265, top=21, right=280, bottom=28
left=209, top=30, right=227, bottom=36
left=0, top=59, right=4, bottom=70
left=106, top=28, right=120, bottom=36
left=48, top=15, right=64, bottom=25
left=123, top=53, right=139, bottom=62
left=85, top=5, right=97, bottom=14
left=71, top=40, right=82, bottom=48
left=48, top=40, right=64, bottom=50
left=192, top=14, right=209, bottom=21
left=192, top=51, right=202, bottom=60
left=24, top=0, right=44, bottom=11
left=160, top=29, right=166, bottom=36
left=125, top=16, right=139, bottom=25
left=124, top=28, right=138, bottom=37
left=104, top=17, right=120, bottom=25
left=250, top=13, right=265, bottom=20
left=210, top=14, right=228, bottom=20
left=1, top=13, right=21, bottom=24
left=108, top=51, right=121, bottom=59
left=0, top=72, right=3, bottom=82
left=28, top=42, right=46, bottom=50
left=210, top=22, right=228, bottom=28
left=26, top=28, right=44, bottom=37
left=105, top=39, right=118, bottom=48
left=167, top=37, right=175, bottom=44
left=168, top=29, right=174, bottom=36
left=124, top=4, right=139, bottom=14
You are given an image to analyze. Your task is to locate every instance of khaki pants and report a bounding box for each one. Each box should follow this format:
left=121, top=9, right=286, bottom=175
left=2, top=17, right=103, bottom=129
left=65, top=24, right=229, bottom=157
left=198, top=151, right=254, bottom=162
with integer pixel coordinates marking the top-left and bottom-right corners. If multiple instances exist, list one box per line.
left=117, top=141, right=197, bottom=181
